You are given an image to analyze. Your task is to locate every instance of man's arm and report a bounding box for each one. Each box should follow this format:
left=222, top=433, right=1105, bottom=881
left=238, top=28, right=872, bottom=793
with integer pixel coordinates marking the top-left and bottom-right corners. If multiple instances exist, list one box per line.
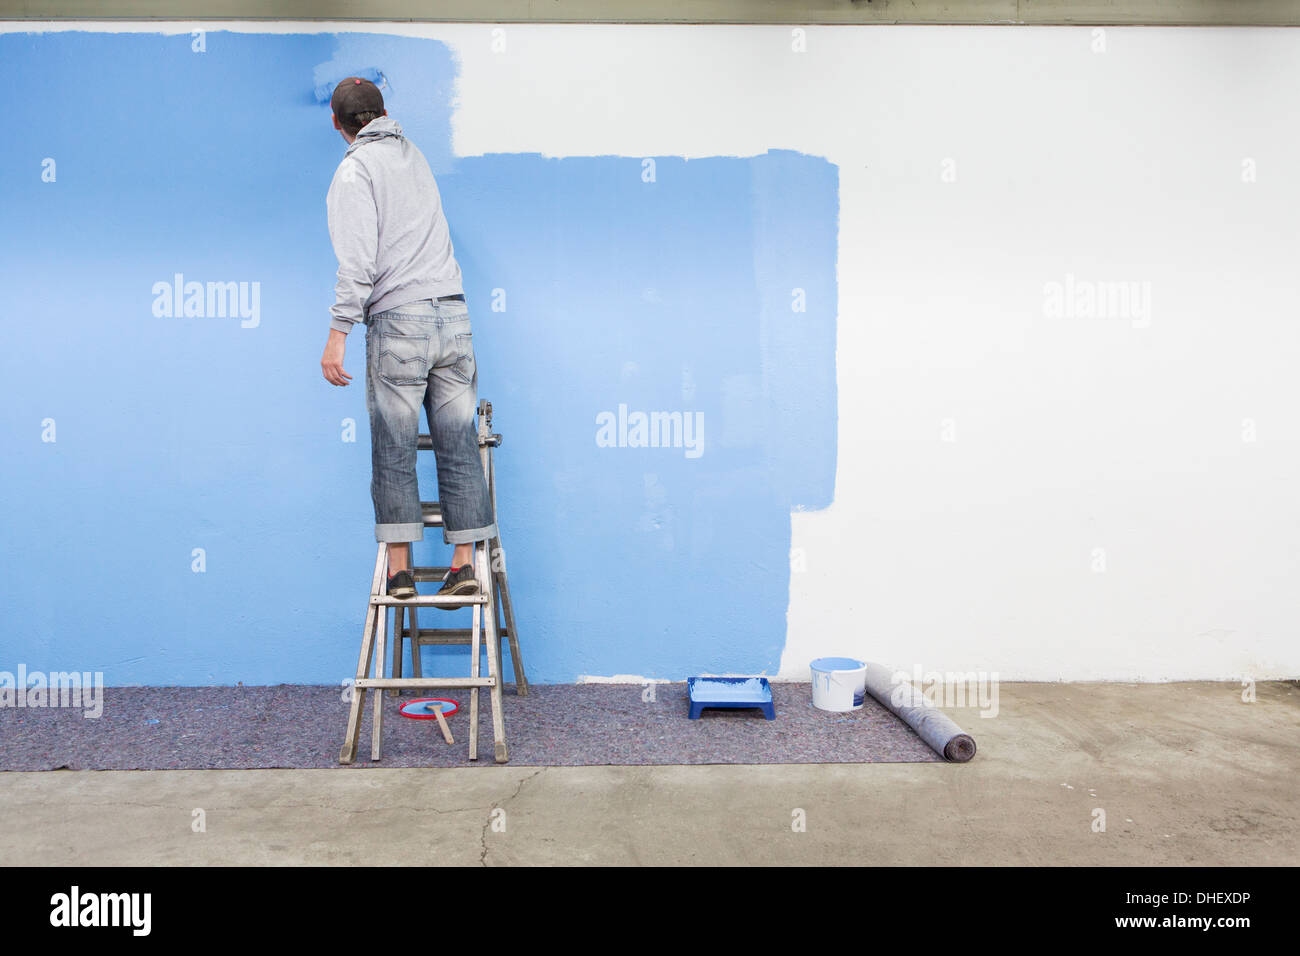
left=327, top=156, right=380, bottom=333
left=321, top=157, right=378, bottom=385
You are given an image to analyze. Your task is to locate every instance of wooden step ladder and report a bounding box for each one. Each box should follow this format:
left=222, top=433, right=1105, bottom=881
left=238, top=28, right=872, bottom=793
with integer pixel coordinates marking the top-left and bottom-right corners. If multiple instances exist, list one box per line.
left=338, top=400, right=523, bottom=765
left=392, top=401, right=527, bottom=699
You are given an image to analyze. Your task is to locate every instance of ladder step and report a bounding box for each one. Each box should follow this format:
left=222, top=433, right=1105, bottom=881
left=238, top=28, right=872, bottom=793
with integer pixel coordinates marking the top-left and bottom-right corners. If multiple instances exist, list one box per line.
left=420, top=501, right=443, bottom=527
left=418, top=434, right=500, bottom=450
left=399, top=627, right=511, bottom=645
left=411, top=566, right=453, bottom=582
left=355, top=677, right=495, bottom=689
left=371, top=594, right=488, bottom=607
left=411, top=565, right=506, bottom=582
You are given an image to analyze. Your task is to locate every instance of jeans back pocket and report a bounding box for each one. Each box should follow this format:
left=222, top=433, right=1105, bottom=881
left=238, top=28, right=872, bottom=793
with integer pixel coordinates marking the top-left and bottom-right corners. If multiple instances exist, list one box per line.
left=451, top=331, right=475, bottom=382
left=376, top=332, right=431, bottom=386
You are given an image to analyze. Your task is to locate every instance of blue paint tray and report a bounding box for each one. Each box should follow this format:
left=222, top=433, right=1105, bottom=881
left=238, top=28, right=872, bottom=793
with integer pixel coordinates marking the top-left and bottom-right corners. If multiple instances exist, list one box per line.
left=687, top=677, right=775, bottom=720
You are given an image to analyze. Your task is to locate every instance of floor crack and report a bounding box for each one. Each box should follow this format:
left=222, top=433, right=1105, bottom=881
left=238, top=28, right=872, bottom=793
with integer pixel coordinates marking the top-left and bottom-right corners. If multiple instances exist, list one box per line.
left=480, top=768, right=546, bottom=866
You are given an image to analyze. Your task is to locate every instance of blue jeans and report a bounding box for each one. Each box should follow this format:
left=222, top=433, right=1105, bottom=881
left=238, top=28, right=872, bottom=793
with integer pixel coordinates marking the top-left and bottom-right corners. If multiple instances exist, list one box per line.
left=364, top=297, right=498, bottom=546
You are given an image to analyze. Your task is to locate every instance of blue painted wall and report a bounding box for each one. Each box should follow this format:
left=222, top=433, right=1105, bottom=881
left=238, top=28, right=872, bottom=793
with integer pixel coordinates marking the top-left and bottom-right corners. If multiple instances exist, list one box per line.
left=0, top=30, right=837, bottom=684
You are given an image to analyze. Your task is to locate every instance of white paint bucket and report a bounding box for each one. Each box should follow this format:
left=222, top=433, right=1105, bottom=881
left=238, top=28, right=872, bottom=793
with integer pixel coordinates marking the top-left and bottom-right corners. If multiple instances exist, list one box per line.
left=810, top=657, right=867, bottom=712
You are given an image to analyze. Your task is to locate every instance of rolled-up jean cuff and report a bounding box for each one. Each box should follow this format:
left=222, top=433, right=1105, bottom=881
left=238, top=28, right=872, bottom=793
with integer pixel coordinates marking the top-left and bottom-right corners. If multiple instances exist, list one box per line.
left=443, top=521, right=498, bottom=546
left=375, top=522, right=425, bottom=544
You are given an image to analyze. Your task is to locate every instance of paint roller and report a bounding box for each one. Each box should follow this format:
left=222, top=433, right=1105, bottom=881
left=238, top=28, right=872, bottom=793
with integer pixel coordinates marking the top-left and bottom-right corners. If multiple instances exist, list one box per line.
left=313, top=66, right=390, bottom=104
left=862, top=662, right=977, bottom=762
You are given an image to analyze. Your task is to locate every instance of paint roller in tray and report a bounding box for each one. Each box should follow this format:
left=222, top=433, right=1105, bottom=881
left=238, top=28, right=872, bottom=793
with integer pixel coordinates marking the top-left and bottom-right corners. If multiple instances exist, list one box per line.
left=862, top=662, right=977, bottom=763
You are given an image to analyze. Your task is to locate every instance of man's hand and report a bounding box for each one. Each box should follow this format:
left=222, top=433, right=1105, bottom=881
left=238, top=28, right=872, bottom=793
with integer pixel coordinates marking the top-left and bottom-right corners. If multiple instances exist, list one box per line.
left=322, top=329, right=353, bottom=386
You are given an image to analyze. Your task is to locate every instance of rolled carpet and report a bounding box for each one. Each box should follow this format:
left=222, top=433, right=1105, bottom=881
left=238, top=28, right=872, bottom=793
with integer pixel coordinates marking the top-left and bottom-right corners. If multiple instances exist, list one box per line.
left=862, top=663, right=977, bottom=762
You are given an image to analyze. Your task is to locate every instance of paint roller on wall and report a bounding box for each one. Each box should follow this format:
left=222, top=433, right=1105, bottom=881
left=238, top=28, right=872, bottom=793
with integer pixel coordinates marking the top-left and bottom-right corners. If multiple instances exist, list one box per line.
left=313, top=65, right=390, bottom=104
left=862, top=662, right=977, bottom=762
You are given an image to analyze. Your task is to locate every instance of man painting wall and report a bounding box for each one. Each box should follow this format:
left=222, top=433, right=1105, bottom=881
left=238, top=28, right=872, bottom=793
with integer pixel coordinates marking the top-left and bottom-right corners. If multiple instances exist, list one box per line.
left=319, top=77, right=497, bottom=603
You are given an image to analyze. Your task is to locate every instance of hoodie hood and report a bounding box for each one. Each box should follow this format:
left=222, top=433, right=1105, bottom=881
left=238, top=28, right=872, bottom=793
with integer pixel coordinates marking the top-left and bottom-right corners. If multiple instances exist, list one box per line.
left=345, top=116, right=404, bottom=154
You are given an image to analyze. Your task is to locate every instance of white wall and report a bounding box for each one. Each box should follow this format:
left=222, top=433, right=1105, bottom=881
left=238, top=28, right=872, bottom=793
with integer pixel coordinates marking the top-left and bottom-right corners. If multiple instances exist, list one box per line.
left=447, top=23, right=1300, bottom=682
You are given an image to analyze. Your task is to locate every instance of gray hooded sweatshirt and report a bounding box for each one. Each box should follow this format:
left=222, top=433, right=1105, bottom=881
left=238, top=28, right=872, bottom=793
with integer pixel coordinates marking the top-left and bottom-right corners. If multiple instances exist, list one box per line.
left=326, top=116, right=463, bottom=334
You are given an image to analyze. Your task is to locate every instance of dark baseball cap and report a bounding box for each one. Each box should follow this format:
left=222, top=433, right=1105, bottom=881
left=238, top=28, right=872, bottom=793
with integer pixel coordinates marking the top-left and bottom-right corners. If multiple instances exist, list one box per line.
left=331, top=77, right=385, bottom=127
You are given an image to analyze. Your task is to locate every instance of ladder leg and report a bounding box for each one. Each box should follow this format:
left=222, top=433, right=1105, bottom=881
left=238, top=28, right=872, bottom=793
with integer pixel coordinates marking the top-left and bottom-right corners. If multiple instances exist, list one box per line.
left=493, top=539, right=527, bottom=696
left=485, top=429, right=527, bottom=696
left=494, top=569, right=505, bottom=688
left=388, top=604, right=403, bottom=698
left=479, top=542, right=509, bottom=763
left=340, top=543, right=388, bottom=764
left=469, top=421, right=493, bottom=761
left=371, top=603, right=388, bottom=761
left=468, top=541, right=482, bottom=761
left=409, top=605, right=423, bottom=679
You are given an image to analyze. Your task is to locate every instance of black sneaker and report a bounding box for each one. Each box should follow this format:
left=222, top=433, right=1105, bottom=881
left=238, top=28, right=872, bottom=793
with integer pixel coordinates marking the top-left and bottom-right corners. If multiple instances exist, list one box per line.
left=386, top=568, right=416, bottom=600
left=436, top=565, right=479, bottom=608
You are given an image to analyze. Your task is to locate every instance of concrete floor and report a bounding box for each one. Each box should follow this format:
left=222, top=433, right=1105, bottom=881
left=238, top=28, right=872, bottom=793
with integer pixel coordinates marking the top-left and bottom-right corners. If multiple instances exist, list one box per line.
left=1, top=681, right=1295, bottom=866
